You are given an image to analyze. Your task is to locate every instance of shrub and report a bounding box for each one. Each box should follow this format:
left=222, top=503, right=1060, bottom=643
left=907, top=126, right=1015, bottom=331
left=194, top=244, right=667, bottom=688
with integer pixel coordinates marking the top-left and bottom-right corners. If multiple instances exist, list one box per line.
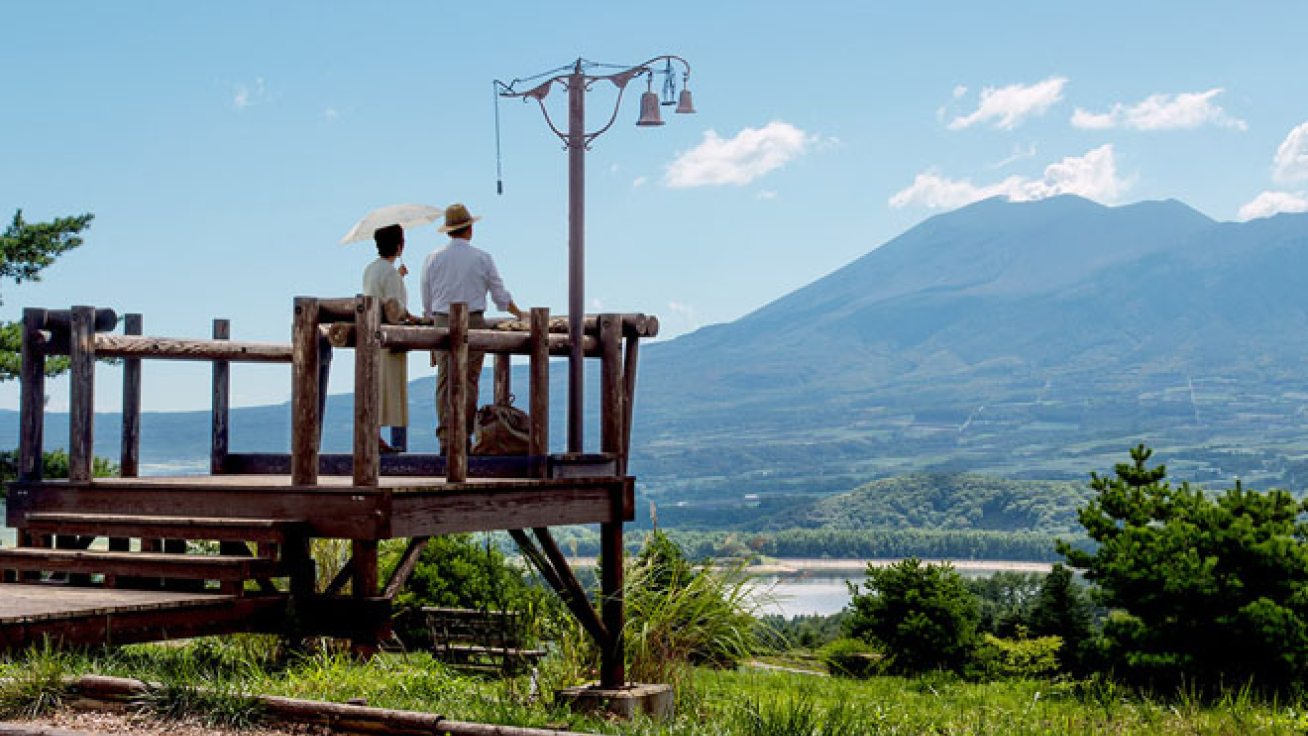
left=1060, top=444, right=1308, bottom=690
left=817, top=637, right=879, bottom=678
left=845, top=557, right=979, bottom=674
left=970, top=631, right=1062, bottom=680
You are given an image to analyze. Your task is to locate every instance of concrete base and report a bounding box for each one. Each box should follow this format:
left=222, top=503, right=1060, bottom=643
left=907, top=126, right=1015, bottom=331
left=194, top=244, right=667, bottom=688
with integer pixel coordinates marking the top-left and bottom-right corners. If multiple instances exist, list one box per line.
left=555, top=682, right=674, bottom=721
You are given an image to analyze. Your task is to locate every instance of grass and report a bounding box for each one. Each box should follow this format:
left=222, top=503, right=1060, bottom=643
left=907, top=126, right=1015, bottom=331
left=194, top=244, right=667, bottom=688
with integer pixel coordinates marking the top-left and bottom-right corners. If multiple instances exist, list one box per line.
left=5, top=638, right=1308, bottom=734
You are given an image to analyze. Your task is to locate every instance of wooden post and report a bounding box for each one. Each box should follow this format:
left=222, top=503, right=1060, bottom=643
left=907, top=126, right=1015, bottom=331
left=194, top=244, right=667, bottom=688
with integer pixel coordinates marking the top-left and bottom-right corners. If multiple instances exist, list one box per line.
left=620, top=336, right=641, bottom=475
left=600, top=314, right=623, bottom=459
left=353, top=295, right=381, bottom=488
left=285, top=533, right=315, bottom=597
left=600, top=520, right=625, bottom=687
left=529, top=308, right=549, bottom=477
left=211, top=319, right=230, bottom=475
left=120, top=314, right=142, bottom=479
left=494, top=354, right=511, bottom=403
left=69, top=305, right=96, bottom=484
left=291, top=297, right=320, bottom=486
left=352, top=540, right=378, bottom=597
left=19, top=308, right=46, bottom=482
left=447, top=303, right=468, bottom=483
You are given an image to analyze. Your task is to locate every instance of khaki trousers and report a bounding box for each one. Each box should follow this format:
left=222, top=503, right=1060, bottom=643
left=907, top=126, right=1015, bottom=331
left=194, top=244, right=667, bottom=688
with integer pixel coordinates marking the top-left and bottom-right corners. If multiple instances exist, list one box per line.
left=432, top=311, right=486, bottom=452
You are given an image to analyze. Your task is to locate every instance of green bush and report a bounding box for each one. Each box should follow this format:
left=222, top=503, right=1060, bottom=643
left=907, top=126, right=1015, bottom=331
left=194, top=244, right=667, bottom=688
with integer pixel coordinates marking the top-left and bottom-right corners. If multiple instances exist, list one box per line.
left=970, top=631, right=1062, bottom=680
left=1061, top=444, right=1308, bottom=690
left=845, top=557, right=979, bottom=675
left=817, top=637, right=880, bottom=678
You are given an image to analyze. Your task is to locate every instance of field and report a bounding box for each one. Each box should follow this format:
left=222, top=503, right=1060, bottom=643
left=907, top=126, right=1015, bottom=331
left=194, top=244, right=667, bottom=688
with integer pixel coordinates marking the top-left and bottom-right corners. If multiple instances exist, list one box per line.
left=3, top=639, right=1306, bottom=735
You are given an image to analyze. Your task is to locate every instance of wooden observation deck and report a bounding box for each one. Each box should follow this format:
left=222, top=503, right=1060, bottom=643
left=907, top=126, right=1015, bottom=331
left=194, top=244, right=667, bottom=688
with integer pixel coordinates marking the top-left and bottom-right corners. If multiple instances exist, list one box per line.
left=1, top=298, right=656, bottom=687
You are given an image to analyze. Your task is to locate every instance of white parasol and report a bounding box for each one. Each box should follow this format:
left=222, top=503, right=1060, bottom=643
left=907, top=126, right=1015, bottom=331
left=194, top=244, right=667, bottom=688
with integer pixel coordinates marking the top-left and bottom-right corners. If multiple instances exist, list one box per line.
left=338, top=203, right=444, bottom=245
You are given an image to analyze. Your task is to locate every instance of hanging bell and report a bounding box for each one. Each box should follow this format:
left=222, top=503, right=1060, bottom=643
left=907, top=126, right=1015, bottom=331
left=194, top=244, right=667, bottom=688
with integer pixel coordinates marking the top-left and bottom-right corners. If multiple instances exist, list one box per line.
left=675, top=88, right=696, bottom=114
left=636, top=91, right=665, bottom=126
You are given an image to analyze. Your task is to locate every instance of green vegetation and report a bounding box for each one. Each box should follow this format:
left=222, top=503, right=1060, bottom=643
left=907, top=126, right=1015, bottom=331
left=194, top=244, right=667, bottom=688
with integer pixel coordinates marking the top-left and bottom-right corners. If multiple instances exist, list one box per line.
left=0, top=209, right=95, bottom=381
left=1061, top=444, right=1308, bottom=690
left=845, top=557, right=980, bottom=674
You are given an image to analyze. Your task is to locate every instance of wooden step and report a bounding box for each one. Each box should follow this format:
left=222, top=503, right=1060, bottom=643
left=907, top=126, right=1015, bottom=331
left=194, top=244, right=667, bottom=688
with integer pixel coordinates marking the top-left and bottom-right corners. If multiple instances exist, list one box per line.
left=0, top=548, right=277, bottom=581
left=21, top=513, right=306, bottom=543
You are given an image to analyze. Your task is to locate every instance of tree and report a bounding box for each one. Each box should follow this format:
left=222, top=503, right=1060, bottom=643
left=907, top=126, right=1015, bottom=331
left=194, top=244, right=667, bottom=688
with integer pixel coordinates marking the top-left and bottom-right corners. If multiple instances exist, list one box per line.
left=845, top=557, right=979, bottom=674
left=1059, top=444, right=1308, bottom=689
left=0, top=209, right=95, bottom=380
left=1027, top=563, right=1095, bottom=673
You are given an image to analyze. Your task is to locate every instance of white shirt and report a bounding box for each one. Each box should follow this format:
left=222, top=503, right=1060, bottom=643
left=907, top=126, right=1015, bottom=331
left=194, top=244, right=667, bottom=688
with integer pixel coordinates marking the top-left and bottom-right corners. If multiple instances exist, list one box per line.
left=420, top=238, right=513, bottom=315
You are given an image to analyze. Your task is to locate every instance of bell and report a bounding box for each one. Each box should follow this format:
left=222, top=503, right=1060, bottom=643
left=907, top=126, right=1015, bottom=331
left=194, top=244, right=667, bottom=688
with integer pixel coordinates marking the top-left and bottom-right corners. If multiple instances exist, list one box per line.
left=675, top=88, right=696, bottom=114
left=636, top=91, right=665, bottom=126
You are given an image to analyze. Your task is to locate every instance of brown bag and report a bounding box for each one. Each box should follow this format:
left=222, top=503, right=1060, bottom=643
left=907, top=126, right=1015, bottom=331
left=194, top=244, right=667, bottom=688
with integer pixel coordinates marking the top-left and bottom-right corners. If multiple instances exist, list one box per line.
left=473, top=396, right=531, bottom=455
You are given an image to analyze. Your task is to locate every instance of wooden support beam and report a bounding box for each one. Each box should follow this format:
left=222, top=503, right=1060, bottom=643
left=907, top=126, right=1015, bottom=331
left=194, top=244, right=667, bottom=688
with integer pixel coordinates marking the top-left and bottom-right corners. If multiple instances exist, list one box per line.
left=381, top=537, right=429, bottom=599
left=120, top=314, right=143, bottom=479
left=352, top=540, right=378, bottom=599
left=447, top=303, right=469, bottom=483
left=353, top=295, right=381, bottom=488
left=323, top=558, right=354, bottom=598
left=494, top=354, right=510, bottom=404
left=19, top=308, right=46, bottom=482
left=69, top=306, right=96, bottom=484
left=531, top=527, right=609, bottom=645
left=211, top=318, right=230, bottom=475
left=600, top=520, right=626, bottom=687
left=621, top=335, right=641, bottom=476
left=529, top=308, right=549, bottom=476
left=600, top=314, right=623, bottom=460
left=40, top=307, right=117, bottom=333
left=291, top=297, right=321, bottom=486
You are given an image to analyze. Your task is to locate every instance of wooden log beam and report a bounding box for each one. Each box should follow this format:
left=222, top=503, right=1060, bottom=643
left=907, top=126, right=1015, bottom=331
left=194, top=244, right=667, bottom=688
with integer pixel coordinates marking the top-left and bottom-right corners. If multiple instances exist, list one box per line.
left=374, top=324, right=601, bottom=355
left=353, top=295, right=381, bottom=488
left=90, top=333, right=292, bottom=363
left=291, top=297, right=321, bottom=486
left=531, top=527, right=609, bottom=644
left=600, top=314, right=623, bottom=460
left=68, top=306, right=96, bottom=484
left=620, top=335, right=641, bottom=476
left=446, top=303, right=469, bottom=483
left=381, top=537, right=429, bottom=599
left=211, top=319, right=230, bottom=475
left=19, top=308, right=46, bottom=482
left=314, top=297, right=360, bottom=323
left=39, top=307, right=117, bottom=333
left=600, top=519, right=626, bottom=687
left=494, top=353, right=510, bottom=404
left=529, top=308, right=549, bottom=477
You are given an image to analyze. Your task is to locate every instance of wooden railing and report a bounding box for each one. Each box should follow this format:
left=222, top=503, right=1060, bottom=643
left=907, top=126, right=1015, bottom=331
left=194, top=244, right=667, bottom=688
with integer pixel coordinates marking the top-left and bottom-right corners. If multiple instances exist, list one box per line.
left=18, top=299, right=657, bottom=487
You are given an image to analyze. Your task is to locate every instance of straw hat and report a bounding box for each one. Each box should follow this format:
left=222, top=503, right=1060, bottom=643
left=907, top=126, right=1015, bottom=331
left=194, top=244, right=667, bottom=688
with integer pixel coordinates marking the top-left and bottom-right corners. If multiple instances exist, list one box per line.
left=438, top=203, right=481, bottom=233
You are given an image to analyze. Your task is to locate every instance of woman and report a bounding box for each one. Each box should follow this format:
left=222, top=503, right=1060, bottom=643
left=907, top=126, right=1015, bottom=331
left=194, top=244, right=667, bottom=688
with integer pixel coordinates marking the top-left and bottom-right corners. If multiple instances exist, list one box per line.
left=362, top=223, right=417, bottom=452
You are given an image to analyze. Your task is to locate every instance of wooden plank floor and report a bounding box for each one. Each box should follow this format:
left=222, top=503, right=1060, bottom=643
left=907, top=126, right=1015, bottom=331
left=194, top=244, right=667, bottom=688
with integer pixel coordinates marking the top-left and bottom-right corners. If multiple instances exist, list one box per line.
left=0, top=584, right=236, bottom=624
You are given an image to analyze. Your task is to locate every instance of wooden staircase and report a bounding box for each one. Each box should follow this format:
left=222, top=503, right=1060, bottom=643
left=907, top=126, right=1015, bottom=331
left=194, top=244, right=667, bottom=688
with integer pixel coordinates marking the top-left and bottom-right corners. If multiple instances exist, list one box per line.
left=1, top=513, right=310, bottom=595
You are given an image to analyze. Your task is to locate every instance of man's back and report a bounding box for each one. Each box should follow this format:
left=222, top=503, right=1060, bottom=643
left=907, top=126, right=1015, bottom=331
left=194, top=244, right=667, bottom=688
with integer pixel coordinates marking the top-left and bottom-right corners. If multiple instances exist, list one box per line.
left=421, top=238, right=511, bottom=316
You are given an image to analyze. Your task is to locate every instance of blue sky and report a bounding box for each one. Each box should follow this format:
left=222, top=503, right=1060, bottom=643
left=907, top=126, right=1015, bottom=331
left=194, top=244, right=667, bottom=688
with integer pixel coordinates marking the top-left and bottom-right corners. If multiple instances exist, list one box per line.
left=4, top=2, right=1308, bottom=411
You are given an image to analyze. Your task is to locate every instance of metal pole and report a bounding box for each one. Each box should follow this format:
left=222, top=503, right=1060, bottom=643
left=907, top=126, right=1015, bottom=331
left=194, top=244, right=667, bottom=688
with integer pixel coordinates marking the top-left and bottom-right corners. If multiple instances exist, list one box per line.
left=567, top=62, right=586, bottom=453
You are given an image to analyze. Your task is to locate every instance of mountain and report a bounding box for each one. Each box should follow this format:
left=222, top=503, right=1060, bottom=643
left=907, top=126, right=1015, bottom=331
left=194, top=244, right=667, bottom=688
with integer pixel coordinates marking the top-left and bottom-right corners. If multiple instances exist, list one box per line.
left=8, top=195, right=1308, bottom=508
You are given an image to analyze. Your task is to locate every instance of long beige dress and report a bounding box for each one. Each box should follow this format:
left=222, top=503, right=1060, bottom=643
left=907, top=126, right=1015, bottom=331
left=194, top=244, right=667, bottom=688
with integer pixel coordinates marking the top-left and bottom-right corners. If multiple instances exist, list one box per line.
left=362, top=258, right=408, bottom=427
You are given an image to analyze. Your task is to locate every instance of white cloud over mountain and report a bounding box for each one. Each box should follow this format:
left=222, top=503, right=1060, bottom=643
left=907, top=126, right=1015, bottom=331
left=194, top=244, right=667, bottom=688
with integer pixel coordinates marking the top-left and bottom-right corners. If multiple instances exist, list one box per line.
left=889, top=144, right=1128, bottom=210
left=1071, top=89, right=1246, bottom=131
left=948, top=77, right=1067, bottom=131
left=1274, top=122, right=1308, bottom=183
left=1238, top=191, right=1308, bottom=221
left=664, top=121, right=813, bottom=187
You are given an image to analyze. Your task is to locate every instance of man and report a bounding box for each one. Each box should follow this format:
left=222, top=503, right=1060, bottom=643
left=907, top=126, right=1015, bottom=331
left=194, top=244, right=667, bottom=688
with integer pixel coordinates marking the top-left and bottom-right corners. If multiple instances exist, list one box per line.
left=421, top=203, right=524, bottom=454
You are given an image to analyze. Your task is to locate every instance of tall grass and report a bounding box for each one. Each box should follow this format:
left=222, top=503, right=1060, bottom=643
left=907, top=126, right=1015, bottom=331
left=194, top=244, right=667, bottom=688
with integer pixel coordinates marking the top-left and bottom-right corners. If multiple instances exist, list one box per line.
left=0, top=640, right=72, bottom=718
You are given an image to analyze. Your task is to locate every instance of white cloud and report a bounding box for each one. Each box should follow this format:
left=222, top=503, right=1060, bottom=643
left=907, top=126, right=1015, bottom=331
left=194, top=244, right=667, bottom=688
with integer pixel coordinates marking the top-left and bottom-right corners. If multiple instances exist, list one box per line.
left=889, top=144, right=1128, bottom=210
left=233, top=77, right=266, bottom=109
left=1273, top=122, right=1308, bottom=183
left=952, top=85, right=968, bottom=99
left=756, top=190, right=778, bottom=200
left=948, top=77, right=1067, bottom=131
left=323, top=108, right=339, bottom=120
left=664, top=121, right=813, bottom=187
left=1071, top=88, right=1246, bottom=131
left=632, top=176, right=648, bottom=188
left=590, top=297, right=605, bottom=311
left=1237, top=191, right=1308, bottom=221
left=987, top=143, right=1037, bottom=170
left=666, top=300, right=699, bottom=331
